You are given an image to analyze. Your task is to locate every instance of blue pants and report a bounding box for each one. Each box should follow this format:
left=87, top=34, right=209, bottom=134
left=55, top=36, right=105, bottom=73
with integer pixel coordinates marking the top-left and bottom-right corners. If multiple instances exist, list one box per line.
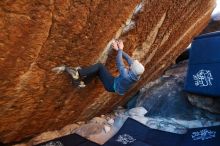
left=78, top=63, right=115, bottom=92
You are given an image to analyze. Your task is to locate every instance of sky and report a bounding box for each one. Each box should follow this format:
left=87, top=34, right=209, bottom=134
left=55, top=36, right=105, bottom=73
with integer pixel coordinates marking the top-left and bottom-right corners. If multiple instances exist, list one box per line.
left=212, top=0, right=220, bottom=20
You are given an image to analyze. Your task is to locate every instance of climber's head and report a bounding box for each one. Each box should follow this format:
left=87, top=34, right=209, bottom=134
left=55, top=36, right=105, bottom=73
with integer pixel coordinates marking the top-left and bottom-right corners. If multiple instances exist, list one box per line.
left=130, top=60, right=145, bottom=76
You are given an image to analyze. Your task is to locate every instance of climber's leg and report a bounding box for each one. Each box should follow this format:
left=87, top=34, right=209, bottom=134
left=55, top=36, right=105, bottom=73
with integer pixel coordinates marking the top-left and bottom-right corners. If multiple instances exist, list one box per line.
left=78, top=63, right=115, bottom=92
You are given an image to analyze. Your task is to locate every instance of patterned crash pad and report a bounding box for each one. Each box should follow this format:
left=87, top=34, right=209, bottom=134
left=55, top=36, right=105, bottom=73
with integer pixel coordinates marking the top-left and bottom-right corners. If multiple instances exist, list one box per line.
left=104, top=118, right=220, bottom=146
left=104, top=118, right=182, bottom=146
left=181, top=126, right=220, bottom=146
left=35, top=133, right=100, bottom=146
left=184, top=31, right=220, bottom=96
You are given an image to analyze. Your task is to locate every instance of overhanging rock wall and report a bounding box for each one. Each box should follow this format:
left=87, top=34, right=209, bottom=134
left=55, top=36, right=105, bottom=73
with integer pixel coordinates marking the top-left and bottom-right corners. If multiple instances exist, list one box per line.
left=0, top=0, right=216, bottom=143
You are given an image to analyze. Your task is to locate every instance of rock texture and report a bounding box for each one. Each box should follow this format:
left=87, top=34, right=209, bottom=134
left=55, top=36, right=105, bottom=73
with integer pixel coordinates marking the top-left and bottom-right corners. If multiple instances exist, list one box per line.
left=188, top=94, right=220, bottom=114
left=135, top=61, right=220, bottom=121
left=0, top=0, right=216, bottom=143
left=134, top=61, right=220, bottom=131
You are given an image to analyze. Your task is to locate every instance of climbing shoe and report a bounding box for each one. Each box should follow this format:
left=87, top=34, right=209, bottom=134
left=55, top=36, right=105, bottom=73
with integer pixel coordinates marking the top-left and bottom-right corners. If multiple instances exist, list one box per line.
left=51, top=65, right=66, bottom=74
left=65, top=67, right=80, bottom=80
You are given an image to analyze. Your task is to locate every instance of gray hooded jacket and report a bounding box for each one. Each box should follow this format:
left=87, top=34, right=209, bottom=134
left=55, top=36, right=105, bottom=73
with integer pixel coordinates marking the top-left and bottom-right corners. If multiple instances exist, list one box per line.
left=114, top=49, right=140, bottom=95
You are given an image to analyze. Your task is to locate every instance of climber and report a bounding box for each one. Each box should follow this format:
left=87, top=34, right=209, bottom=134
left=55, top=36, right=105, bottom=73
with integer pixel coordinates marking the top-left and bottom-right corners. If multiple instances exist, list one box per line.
left=52, top=40, right=145, bottom=95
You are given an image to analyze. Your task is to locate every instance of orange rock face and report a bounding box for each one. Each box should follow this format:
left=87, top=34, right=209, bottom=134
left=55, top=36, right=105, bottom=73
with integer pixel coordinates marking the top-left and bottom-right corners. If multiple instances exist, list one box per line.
left=0, top=0, right=215, bottom=143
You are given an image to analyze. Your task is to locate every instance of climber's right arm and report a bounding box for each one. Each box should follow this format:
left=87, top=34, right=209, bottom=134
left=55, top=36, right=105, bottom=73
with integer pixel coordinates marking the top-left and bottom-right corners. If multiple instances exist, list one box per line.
left=122, top=51, right=133, bottom=66
left=116, top=49, right=127, bottom=77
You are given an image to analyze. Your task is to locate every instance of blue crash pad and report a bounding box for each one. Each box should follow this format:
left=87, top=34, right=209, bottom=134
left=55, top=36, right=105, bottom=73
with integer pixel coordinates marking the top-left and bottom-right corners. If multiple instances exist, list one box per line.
left=103, top=118, right=182, bottom=146
left=181, top=125, right=220, bottom=146
left=36, top=133, right=100, bottom=146
left=104, top=118, right=220, bottom=146
left=184, top=31, right=220, bottom=96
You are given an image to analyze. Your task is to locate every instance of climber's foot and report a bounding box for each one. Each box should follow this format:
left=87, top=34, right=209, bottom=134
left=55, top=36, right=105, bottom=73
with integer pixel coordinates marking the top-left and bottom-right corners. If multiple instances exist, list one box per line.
left=65, top=67, right=80, bottom=80
left=65, top=66, right=86, bottom=88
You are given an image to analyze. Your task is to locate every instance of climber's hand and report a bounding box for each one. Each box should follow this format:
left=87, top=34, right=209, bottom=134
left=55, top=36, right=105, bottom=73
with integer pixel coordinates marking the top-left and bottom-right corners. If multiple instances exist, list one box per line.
left=111, top=39, right=118, bottom=51
left=117, top=39, right=124, bottom=50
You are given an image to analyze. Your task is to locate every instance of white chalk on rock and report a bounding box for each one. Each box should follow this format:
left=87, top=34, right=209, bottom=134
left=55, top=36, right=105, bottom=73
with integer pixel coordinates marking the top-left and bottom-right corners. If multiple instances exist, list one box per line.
left=51, top=65, right=66, bottom=74
left=107, top=119, right=114, bottom=126
left=104, top=125, right=111, bottom=133
left=128, top=107, right=148, bottom=116
left=131, top=115, right=148, bottom=125
left=90, top=117, right=107, bottom=124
